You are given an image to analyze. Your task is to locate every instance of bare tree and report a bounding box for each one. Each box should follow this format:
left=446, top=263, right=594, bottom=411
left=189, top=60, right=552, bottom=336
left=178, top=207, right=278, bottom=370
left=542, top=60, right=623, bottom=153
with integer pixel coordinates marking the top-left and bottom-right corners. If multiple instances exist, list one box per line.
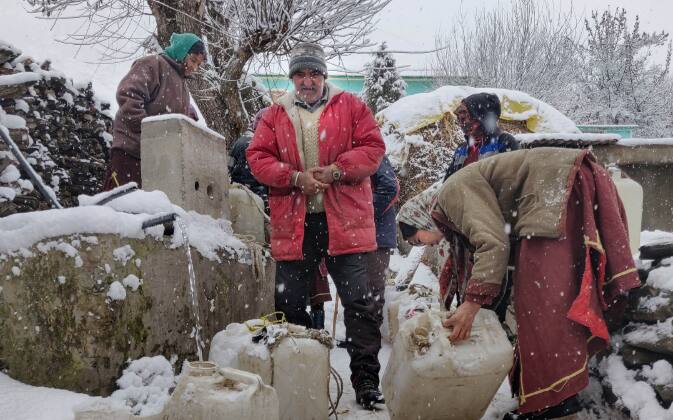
left=26, top=0, right=391, bottom=144
left=569, top=8, right=672, bottom=137
left=431, top=0, right=582, bottom=108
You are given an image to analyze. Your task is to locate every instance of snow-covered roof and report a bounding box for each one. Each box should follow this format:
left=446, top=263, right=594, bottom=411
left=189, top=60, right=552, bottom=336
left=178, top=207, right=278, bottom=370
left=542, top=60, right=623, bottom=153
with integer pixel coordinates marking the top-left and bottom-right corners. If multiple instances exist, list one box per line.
left=377, top=85, right=579, bottom=134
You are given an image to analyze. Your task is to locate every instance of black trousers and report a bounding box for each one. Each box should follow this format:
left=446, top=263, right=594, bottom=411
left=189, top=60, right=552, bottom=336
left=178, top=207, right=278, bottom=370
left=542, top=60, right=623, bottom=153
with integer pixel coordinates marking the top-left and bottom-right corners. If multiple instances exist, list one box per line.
left=367, top=248, right=390, bottom=328
left=275, top=213, right=381, bottom=387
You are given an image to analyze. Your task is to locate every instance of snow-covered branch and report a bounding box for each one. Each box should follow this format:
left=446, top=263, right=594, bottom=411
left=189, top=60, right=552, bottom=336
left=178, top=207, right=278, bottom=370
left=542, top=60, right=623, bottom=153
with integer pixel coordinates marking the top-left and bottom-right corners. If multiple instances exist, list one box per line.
left=431, top=0, right=582, bottom=109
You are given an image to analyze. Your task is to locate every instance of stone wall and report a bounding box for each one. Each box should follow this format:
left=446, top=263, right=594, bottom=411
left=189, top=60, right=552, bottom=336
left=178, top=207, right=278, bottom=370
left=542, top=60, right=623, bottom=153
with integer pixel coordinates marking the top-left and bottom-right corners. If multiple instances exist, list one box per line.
left=592, top=143, right=673, bottom=232
left=0, top=234, right=274, bottom=396
left=0, top=41, right=112, bottom=215
left=608, top=257, right=673, bottom=411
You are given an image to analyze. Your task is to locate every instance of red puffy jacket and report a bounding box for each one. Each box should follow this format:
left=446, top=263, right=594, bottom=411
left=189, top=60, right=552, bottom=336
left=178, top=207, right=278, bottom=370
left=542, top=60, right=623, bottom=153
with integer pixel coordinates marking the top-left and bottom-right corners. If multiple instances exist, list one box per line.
left=246, top=86, right=385, bottom=261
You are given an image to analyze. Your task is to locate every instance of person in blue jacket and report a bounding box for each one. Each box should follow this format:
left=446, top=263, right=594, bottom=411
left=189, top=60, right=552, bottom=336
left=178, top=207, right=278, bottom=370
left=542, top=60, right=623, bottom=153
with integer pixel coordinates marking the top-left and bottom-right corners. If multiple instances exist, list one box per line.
left=443, top=92, right=519, bottom=181
left=368, top=155, right=400, bottom=324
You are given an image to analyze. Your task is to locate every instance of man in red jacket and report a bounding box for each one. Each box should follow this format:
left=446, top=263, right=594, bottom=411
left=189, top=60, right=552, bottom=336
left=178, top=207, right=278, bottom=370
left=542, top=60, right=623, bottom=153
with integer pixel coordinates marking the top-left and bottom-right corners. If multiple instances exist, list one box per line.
left=247, top=42, right=386, bottom=409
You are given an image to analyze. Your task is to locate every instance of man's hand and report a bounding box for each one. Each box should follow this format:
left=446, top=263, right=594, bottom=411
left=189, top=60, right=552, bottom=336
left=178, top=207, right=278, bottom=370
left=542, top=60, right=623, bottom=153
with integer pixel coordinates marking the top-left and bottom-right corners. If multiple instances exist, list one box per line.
left=442, top=301, right=481, bottom=342
left=295, top=171, right=329, bottom=195
left=310, top=164, right=340, bottom=184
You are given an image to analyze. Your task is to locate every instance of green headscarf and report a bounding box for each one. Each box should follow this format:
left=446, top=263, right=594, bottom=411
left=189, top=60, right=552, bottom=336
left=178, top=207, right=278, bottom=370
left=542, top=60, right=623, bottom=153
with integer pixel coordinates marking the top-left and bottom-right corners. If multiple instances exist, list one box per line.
left=163, top=33, right=202, bottom=62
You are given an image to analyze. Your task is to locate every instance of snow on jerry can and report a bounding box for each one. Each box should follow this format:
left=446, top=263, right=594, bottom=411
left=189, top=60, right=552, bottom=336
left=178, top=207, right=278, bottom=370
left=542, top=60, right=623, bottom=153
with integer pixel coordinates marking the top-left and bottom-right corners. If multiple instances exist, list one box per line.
left=209, top=322, right=330, bottom=420
left=229, top=183, right=266, bottom=244
left=383, top=309, right=513, bottom=420
left=386, top=284, right=437, bottom=341
left=608, top=166, right=643, bottom=255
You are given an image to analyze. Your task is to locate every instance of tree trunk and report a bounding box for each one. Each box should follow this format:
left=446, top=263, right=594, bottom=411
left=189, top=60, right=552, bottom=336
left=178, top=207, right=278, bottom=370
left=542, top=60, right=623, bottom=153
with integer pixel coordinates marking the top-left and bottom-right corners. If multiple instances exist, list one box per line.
left=147, top=0, right=249, bottom=146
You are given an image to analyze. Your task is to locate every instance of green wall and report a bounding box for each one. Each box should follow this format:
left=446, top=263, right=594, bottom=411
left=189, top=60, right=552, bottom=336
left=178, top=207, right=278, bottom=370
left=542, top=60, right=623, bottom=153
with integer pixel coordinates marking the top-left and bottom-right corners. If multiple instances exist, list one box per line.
left=255, top=74, right=435, bottom=96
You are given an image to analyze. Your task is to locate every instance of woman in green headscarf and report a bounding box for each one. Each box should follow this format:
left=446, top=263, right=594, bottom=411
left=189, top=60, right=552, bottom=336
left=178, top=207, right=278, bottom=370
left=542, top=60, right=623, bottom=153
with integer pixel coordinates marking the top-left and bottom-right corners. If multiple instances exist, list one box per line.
left=103, top=32, right=207, bottom=190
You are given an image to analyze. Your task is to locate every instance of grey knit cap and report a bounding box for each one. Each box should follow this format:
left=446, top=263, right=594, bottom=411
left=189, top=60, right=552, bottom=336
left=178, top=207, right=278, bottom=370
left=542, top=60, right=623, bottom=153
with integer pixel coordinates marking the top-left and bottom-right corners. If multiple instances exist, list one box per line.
left=289, top=42, right=328, bottom=79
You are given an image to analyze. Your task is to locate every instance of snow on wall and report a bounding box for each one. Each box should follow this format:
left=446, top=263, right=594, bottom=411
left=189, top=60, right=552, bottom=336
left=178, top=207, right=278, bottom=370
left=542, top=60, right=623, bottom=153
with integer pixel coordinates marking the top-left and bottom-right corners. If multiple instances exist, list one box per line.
left=0, top=185, right=246, bottom=262
left=143, top=114, right=224, bottom=142
left=618, top=138, right=673, bottom=147
left=0, top=72, right=42, bottom=86
left=516, top=132, right=620, bottom=144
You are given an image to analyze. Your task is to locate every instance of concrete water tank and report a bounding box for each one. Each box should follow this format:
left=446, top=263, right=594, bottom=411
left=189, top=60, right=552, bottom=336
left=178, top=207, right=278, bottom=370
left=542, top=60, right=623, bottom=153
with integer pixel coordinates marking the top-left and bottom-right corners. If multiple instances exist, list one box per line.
left=141, top=115, right=230, bottom=220
left=609, top=166, right=643, bottom=254
left=383, top=309, right=513, bottom=420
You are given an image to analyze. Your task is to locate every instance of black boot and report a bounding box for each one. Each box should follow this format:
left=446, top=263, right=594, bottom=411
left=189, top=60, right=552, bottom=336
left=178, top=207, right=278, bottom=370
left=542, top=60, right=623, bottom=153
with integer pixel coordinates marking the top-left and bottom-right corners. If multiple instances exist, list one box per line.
left=355, top=379, right=385, bottom=410
left=310, top=308, right=325, bottom=330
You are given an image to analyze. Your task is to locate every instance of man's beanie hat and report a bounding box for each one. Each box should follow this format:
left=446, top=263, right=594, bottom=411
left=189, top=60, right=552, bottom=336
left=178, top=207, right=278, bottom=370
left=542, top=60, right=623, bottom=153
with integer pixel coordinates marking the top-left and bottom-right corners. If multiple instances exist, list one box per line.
left=164, top=33, right=204, bottom=62
left=289, top=42, right=328, bottom=79
left=461, top=92, right=501, bottom=121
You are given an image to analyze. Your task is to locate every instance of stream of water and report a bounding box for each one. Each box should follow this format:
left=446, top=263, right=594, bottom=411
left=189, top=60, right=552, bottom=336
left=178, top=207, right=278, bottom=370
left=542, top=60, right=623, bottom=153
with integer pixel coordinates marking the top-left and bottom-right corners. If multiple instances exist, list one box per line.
left=176, top=218, right=204, bottom=361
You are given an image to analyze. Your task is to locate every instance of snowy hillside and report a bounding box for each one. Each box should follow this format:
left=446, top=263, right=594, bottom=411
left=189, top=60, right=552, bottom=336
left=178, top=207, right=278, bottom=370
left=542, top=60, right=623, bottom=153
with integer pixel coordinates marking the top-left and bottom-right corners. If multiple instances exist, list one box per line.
left=0, top=0, right=141, bottom=114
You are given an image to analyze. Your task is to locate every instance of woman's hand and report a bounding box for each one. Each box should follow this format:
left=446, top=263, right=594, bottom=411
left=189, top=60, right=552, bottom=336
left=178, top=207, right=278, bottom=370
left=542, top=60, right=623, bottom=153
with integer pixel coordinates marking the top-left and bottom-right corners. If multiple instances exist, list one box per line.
left=442, top=301, right=481, bottom=342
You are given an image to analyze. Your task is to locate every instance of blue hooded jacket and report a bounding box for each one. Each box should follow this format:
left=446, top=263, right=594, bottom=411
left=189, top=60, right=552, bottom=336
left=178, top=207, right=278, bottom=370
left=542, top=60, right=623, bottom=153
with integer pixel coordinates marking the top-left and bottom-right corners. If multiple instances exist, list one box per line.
left=371, top=156, right=399, bottom=249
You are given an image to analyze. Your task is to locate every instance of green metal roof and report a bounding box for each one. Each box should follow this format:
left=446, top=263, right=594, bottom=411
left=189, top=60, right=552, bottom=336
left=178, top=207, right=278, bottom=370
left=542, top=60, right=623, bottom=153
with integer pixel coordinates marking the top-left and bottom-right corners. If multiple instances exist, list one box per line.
left=254, top=74, right=435, bottom=96
left=577, top=124, right=639, bottom=139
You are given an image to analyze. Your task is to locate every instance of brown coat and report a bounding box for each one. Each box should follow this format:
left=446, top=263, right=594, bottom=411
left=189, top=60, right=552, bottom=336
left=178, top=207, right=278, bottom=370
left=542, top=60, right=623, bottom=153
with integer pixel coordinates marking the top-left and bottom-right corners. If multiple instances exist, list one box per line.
left=434, top=148, right=589, bottom=294
left=111, top=54, right=191, bottom=158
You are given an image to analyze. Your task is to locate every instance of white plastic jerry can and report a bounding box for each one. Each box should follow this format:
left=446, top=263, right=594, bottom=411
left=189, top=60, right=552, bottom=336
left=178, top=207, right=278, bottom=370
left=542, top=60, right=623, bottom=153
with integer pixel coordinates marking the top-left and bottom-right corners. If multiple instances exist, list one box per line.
left=386, top=289, right=406, bottom=342
left=161, top=362, right=279, bottom=420
left=382, top=309, right=514, bottom=420
left=74, top=400, right=131, bottom=420
left=608, top=166, right=643, bottom=255
left=229, top=183, right=266, bottom=243
left=210, top=323, right=330, bottom=420
left=271, top=336, right=330, bottom=420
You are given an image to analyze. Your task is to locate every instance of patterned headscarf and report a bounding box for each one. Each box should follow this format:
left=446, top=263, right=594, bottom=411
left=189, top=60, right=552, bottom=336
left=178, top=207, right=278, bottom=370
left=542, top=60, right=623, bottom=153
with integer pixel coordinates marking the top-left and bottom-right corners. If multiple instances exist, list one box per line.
left=396, top=182, right=442, bottom=232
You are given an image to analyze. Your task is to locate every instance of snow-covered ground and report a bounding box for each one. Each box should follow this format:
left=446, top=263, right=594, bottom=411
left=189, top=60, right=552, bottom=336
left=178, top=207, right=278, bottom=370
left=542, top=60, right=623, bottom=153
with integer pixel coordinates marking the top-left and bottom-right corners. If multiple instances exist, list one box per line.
left=324, top=251, right=518, bottom=419
left=0, top=249, right=518, bottom=420
left=3, top=234, right=673, bottom=419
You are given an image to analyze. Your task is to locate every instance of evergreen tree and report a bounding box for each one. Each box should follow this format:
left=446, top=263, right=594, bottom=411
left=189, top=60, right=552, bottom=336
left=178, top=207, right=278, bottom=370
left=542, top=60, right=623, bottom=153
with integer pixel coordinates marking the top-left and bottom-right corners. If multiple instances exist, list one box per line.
left=362, top=43, right=407, bottom=114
